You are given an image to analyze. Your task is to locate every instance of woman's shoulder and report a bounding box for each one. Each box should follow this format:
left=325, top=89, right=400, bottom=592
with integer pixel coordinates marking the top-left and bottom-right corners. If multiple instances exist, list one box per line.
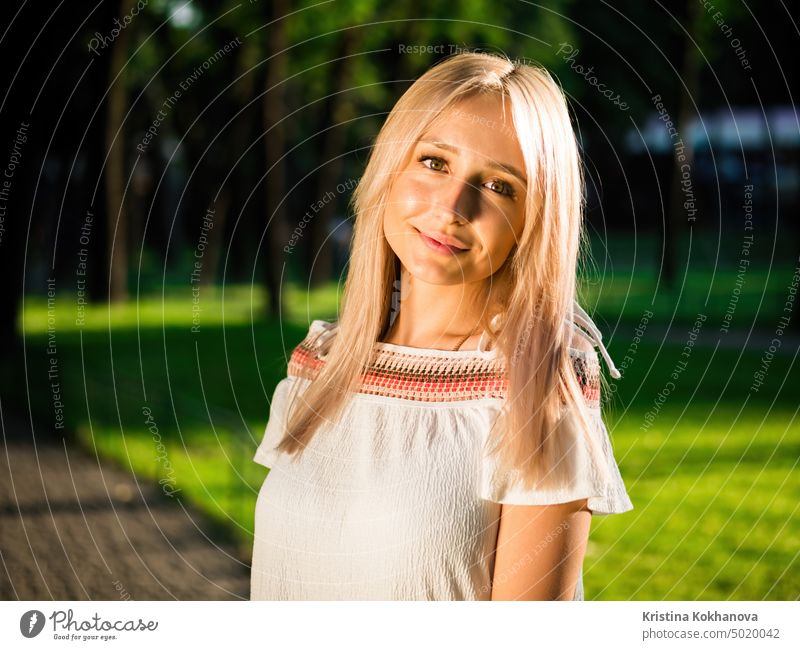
left=566, top=322, right=598, bottom=357
left=564, top=323, right=602, bottom=410
left=285, top=319, right=339, bottom=379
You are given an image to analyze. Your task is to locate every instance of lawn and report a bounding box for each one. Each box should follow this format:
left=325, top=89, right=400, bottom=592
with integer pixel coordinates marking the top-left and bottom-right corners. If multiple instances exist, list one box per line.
left=11, top=273, right=799, bottom=599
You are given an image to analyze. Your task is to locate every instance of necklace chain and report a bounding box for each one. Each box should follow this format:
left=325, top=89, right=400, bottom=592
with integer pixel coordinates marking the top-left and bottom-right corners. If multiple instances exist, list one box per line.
left=451, top=326, right=481, bottom=351
left=385, top=322, right=481, bottom=351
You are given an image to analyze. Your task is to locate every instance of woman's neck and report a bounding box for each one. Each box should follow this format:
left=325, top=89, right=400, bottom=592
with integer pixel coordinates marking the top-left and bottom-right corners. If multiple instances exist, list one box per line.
left=383, top=268, right=488, bottom=350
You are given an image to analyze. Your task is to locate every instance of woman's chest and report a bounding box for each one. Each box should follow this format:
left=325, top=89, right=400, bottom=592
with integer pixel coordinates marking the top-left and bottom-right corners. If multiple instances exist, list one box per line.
left=258, top=401, right=502, bottom=560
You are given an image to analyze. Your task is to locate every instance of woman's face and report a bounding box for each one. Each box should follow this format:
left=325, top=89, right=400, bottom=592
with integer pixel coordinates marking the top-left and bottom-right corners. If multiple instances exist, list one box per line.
left=383, top=92, right=528, bottom=287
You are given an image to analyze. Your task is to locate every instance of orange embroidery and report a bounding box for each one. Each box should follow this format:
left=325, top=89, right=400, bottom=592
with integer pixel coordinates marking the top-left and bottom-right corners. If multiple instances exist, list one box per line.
left=287, top=333, right=600, bottom=407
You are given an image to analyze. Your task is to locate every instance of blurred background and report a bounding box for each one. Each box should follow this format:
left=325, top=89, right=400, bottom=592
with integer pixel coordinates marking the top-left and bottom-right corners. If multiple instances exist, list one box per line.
left=0, top=0, right=797, bottom=600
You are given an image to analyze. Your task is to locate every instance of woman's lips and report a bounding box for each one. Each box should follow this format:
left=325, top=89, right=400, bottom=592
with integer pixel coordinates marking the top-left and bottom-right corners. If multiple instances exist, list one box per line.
left=416, top=228, right=470, bottom=255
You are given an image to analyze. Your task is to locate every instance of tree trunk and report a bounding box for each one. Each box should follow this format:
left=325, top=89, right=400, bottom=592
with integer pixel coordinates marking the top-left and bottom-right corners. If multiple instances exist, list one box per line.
left=105, top=0, right=136, bottom=302
left=664, top=0, right=701, bottom=289
left=307, top=30, right=361, bottom=288
left=200, top=187, right=227, bottom=287
left=263, top=0, right=291, bottom=319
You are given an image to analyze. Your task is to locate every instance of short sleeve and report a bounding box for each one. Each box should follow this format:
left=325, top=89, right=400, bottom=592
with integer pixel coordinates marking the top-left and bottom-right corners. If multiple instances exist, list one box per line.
left=253, top=377, right=293, bottom=469
left=253, top=320, right=333, bottom=468
left=478, top=352, right=634, bottom=516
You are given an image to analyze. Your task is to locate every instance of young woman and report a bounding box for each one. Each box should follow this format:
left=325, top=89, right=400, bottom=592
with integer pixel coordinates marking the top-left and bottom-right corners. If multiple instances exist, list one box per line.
left=251, top=51, right=633, bottom=600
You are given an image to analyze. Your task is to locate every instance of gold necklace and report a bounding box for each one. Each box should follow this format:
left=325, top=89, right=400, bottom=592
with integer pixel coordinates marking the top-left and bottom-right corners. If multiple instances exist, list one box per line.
left=451, top=327, right=480, bottom=351
left=385, top=322, right=480, bottom=351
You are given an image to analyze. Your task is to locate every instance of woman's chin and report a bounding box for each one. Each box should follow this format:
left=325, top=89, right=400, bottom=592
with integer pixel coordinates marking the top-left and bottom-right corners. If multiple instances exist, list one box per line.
left=404, top=259, right=478, bottom=286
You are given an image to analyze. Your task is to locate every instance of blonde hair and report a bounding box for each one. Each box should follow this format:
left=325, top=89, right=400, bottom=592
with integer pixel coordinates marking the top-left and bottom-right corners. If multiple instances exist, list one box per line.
left=276, top=51, right=609, bottom=491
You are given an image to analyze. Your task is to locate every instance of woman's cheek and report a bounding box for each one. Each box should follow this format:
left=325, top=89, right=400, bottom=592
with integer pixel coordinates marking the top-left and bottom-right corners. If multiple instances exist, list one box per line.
left=475, top=232, right=513, bottom=273
left=398, top=173, right=437, bottom=204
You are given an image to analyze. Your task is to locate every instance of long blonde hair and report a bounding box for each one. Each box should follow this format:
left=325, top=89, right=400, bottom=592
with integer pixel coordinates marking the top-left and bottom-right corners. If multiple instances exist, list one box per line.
left=276, top=51, right=608, bottom=491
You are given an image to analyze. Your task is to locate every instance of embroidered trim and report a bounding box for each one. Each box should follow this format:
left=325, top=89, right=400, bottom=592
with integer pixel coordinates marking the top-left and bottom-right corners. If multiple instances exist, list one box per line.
left=571, top=352, right=601, bottom=408
left=287, top=332, right=600, bottom=406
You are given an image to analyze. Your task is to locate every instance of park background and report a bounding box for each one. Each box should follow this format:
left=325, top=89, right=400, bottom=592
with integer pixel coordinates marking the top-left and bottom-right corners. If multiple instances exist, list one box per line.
left=0, top=0, right=797, bottom=600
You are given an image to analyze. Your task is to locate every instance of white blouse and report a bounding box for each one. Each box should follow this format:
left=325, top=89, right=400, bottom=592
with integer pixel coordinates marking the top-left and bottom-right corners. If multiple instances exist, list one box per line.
left=251, top=310, right=633, bottom=600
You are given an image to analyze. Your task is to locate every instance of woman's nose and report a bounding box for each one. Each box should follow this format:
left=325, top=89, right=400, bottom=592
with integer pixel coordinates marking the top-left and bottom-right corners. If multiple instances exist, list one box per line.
left=431, top=175, right=479, bottom=221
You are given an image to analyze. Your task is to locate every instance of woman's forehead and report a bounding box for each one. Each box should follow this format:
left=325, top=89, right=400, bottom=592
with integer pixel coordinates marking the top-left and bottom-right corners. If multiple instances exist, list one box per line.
left=428, top=93, right=514, bottom=131
left=415, top=95, right=526, bottom=176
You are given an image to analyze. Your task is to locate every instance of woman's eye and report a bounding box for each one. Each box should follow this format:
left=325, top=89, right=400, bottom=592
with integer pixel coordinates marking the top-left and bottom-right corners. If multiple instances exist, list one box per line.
left=419, top=155, right=446, bottom=171
left=486, top=179, right=514, bottom=197
left=417, top=155, right=515, bottom=198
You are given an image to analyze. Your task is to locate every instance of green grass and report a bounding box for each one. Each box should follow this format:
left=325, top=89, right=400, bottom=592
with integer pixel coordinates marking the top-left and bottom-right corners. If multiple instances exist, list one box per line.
left=10, top=272, right=800, bottom=599
left=14, top=282, right=339, bottom=555
left=586, top=404, right=799, bottom=599
left=20, top=282, right=342, bottom=332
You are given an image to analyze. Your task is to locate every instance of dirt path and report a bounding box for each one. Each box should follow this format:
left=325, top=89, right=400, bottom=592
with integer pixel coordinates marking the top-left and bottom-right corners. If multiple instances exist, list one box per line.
left=1, top=413, right=250, bottom=600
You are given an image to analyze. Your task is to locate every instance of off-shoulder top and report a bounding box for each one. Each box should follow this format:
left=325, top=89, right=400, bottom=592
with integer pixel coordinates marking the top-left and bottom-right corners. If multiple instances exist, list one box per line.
left=251, top=305, right=633, bottom=600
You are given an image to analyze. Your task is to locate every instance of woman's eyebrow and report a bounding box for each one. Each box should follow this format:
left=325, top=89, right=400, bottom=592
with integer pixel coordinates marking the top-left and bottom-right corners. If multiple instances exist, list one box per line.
left=418, top=138, right=528, bottom=186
